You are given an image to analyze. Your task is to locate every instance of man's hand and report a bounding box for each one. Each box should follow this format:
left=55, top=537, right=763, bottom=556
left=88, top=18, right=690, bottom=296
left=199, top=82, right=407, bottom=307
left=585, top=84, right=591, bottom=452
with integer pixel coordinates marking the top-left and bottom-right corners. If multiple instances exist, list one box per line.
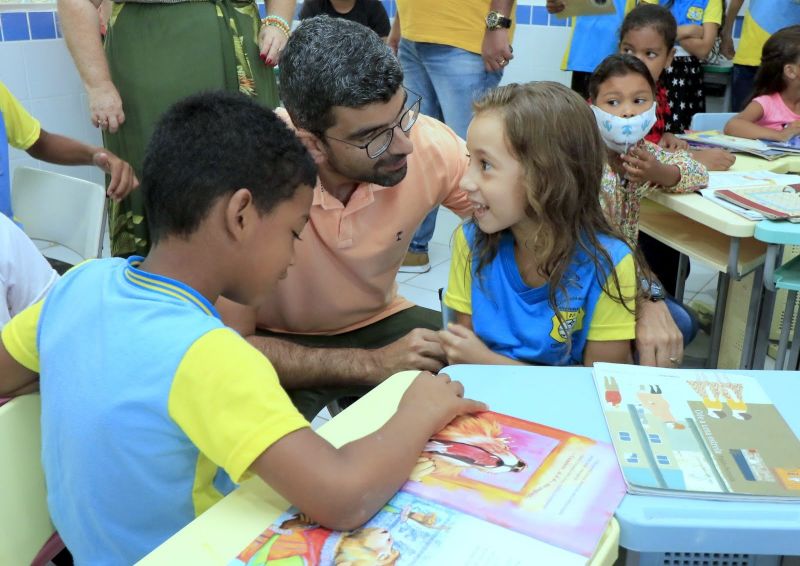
left=372, top=328, right=447, bottom=377
left=438, top=323, right=495, bottom=364
left=636, top=300, right=683, bottom=367
left=545, top=0, right=565, bottom=14
left=481, top=29, right=513, bottom=72
left=93, top=150, right=139, bottom=201
left=692, top=148, right=736, bottom=171
left=87, top=80, right=124, bottom=133
left=659, top=133, right=690, bottom=151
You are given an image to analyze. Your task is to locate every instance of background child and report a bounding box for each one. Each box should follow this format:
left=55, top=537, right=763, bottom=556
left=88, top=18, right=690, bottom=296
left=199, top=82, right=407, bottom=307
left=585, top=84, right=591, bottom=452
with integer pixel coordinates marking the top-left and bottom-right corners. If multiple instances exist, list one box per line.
left=0, top=91, right=485, bottom=564
left=642, top=0, right=723, bottom=133
left=589, top=53, right=704, bottom=351
left=440, top=82, right=637, bottom=367
left=725, top=25, right=800, bottom=142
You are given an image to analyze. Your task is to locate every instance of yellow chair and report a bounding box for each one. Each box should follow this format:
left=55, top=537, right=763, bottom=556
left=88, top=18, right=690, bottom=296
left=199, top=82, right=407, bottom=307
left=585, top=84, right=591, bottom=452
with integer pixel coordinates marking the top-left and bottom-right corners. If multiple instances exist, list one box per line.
left=0, top=394, right=62, bottom=565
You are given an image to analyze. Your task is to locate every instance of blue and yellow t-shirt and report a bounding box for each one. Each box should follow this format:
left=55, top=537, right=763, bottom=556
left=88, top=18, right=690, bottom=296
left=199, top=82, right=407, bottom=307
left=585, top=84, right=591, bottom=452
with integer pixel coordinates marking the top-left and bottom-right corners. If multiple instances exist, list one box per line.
left=0, top=81, right=41, bottom=217
left=734, top=0, right=800, bottom=67
left=561, top=0, right=637, bottom=73
left=444, top=224, right=636, bottom=365
left=1, top=257, right=309, bottom=565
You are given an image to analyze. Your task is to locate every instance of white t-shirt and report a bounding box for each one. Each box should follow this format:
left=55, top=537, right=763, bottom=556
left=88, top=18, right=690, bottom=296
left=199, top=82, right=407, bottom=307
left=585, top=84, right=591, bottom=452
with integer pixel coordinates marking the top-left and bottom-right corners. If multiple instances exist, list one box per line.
left=0, top=213, right=58, bottom=328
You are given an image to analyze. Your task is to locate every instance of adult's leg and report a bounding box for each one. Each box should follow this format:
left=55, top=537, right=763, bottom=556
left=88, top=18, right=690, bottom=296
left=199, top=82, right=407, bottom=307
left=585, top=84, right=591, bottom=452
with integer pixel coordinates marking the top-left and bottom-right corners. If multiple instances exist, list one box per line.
left=398, top=40, right=444, bottom=265
left=731, top=64, right=759, bottom=112
left=260, top=306, right=443, bottom=420
left=665, top=296, right=699, bottom=347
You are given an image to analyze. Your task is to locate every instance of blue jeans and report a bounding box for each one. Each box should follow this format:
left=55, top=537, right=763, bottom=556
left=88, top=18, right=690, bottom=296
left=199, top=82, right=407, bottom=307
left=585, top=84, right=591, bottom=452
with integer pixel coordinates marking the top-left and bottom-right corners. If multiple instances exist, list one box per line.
left=665, top=296, right=699, bottom=347
left=731, top=64, right=758, bottom=112
left=399, top=39, right=503, bottom=253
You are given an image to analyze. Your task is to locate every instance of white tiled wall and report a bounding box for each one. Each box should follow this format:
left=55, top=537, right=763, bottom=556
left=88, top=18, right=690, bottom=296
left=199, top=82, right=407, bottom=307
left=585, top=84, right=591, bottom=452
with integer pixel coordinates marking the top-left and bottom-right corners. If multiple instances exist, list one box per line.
left=1, top=37, right=104, bottom=186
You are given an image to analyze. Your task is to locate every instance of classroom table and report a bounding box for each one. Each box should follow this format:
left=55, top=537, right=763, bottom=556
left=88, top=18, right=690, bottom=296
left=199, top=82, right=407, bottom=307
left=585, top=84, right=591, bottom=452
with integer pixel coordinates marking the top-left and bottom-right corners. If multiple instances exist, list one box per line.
left=639, top=153, right=800, bottom=368
left=139, top=370, right=620, bottom=566
left=446, top=365, right=800, bottom=560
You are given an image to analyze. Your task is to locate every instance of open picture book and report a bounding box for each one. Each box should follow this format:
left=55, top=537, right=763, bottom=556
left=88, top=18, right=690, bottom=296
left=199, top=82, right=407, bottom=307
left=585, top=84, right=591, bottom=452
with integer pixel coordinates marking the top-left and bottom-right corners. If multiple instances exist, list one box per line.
left=699, top=171, right=800, bottom=221
left=676, top=131, right=794, bottom=160
left=593, top=363, right=800, bottom=502
left=229, top=411, right=626, bottom=565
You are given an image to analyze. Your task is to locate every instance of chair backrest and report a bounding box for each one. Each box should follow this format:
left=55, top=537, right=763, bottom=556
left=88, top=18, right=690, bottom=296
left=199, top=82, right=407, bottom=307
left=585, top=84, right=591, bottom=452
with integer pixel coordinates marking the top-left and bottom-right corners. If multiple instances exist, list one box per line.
left=0, top=394, right=56, bottom=565
left=689, top=112, right=737, bottom=132
left=11, top=167, right=107, bottom=262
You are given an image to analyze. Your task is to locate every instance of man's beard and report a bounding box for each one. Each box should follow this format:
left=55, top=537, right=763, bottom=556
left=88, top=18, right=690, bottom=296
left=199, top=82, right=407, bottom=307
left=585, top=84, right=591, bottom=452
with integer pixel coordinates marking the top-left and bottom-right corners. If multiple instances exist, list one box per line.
left=329, top=152, right=409, bottom=187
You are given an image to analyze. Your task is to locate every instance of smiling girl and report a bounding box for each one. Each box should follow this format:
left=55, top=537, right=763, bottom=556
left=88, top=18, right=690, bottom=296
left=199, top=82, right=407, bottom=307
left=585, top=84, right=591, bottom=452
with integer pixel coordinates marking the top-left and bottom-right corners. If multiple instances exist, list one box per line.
left=439, top=82, right=637, bottom=367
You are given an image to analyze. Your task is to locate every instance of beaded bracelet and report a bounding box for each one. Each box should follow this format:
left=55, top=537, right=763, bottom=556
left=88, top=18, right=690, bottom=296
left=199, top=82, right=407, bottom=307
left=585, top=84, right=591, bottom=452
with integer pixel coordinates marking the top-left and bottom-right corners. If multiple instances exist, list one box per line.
left=263, top=14, right=291, bottom=38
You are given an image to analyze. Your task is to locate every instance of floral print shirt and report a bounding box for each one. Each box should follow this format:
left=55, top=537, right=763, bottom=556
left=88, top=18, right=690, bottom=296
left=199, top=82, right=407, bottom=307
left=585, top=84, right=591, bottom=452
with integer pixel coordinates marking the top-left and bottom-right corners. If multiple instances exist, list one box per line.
left=600, top=140, right=709, bottom=245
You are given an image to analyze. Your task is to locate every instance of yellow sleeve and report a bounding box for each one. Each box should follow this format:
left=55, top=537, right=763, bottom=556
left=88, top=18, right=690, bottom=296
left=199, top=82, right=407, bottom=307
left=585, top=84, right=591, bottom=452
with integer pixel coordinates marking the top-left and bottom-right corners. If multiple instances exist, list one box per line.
left=443, top=225, right=472, bottom=315
left=1, top=300, right=43, bottom=372
left=168, top=328, right=309, bottom=483
left=703, top=0, right=722, bottom=25
left=587, top=254, right=637, bottom=341
left=0, top=82, right=41, bottom=150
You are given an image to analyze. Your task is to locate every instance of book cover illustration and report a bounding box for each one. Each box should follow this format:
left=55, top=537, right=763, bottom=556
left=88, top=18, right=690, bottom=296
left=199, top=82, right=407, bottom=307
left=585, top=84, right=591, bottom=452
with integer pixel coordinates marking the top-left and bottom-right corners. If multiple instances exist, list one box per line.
left=230, top=411, right=626, bottom=564
left=594, top=363, right=800, bottom=500
left=230, top=491, right=587, bottom=566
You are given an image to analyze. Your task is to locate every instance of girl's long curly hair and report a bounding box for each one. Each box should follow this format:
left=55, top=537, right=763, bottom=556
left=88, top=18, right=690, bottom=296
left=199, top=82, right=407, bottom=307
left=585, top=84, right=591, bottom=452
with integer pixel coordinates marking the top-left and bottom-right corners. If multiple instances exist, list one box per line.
left=468, top=82, right=637, bottom=354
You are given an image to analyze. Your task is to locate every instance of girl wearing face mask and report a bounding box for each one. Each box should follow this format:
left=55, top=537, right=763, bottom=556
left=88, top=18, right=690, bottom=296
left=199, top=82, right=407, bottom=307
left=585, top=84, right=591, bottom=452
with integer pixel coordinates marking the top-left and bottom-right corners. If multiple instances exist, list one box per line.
left=589, top=54, right=708, bottom=247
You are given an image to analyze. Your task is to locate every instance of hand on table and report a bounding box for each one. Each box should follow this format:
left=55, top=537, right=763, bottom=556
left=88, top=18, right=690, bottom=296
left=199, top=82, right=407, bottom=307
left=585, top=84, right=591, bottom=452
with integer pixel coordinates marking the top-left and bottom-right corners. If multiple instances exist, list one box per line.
left=692, top=148, right=736, bottom=171
left=659, top=133, right=690, bottom=152
left=92, top=149, right=139, bottom=202
left=259, top=24, right=289, bottom=67
left=636, top=300, right=683, bottom=368
left=88, top=81, right=124, bottom=133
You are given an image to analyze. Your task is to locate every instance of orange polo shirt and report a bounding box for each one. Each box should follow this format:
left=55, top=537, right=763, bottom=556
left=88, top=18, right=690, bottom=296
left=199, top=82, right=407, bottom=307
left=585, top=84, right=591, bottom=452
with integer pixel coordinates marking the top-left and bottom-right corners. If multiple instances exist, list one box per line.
left=256, top=112, right=472, bottom=335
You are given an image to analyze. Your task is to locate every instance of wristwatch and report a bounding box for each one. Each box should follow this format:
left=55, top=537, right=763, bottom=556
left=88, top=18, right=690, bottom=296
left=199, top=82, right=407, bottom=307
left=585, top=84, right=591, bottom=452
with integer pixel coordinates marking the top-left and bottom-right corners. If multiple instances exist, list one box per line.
left=640, top=277, right=665, bottom=302
left=486, top=11, right=512, bottom=31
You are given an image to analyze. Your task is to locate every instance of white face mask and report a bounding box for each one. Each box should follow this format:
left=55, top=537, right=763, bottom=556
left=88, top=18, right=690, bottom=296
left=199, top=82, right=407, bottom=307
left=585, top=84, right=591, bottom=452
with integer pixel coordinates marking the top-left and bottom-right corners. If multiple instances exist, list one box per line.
left=591, top=102, right=657, bottom=154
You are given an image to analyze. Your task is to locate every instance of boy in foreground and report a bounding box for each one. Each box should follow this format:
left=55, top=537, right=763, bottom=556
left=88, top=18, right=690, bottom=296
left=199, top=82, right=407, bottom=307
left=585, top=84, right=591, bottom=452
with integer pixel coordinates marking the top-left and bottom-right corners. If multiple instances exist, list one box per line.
left=0, top=91, right=484, bottom=564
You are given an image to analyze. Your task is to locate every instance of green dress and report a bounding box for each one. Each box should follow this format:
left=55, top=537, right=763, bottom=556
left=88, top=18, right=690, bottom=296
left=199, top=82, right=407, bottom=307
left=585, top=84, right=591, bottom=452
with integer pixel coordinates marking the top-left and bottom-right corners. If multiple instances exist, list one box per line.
left=104, top=0, right=279, bottom=256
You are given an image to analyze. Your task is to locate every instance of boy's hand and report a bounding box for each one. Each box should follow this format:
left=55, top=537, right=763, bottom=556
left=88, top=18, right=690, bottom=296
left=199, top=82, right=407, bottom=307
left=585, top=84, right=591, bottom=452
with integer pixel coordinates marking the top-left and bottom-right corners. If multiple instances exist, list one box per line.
left=546, top=0, right=565, bottom=14
left=400, top=371, right=487, bottom=433
left=659, top=133, right=689, bottom=151
left=692, top=148, right=736, bottom=171
left=93, top=150, right=139, bottom=202
left=438, top=323, right=494, bottom=364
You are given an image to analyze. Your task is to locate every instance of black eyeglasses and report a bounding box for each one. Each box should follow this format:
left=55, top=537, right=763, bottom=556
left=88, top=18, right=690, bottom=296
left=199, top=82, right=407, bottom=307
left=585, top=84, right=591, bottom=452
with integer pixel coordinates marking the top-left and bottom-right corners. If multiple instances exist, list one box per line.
left=325, top=89, right=422, bottom=159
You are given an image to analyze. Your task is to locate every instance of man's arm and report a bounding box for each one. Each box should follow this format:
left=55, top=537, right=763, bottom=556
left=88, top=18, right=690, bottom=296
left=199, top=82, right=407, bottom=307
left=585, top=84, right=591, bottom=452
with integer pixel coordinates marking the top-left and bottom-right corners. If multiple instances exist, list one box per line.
left=720, top=0, right=744, bottom=60
left=58, top=0, right=125, bottom=132
left=216, top=297, right=446, bottom=389
left=26, top=130, right=139, bottom=201
left=482, top=0, right=515, bottom=72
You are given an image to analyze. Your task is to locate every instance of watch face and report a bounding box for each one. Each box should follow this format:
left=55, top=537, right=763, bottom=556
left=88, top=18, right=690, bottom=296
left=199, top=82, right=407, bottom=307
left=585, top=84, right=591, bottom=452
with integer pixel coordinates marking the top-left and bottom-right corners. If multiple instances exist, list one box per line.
left=487, top=12, right=499, bottom=28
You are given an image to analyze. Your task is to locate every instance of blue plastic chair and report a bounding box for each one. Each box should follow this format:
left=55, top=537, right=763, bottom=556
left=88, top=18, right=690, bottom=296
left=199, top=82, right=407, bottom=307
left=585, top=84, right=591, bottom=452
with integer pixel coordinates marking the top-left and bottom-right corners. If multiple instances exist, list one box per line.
left=689, top=112, right=737, bottom=132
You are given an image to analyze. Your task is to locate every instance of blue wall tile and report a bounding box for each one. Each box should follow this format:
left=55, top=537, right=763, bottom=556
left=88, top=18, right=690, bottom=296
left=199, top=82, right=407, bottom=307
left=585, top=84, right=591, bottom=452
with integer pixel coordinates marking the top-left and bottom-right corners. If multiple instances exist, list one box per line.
left=532, top=6, right=549, bottom=26
left=515, top=5, right=531, bottom=26
left=1, top=12, right=30, bottom=42
left=257, top=3, right=266, bottom=18
left=549, top=14, right=568, bottom=27
left=29, top=11, right=56, bottom=40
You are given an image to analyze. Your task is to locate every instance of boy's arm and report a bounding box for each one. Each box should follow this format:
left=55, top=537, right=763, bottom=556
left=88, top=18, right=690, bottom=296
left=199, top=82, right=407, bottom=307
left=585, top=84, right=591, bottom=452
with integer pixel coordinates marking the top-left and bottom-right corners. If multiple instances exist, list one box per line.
left=216, top=297, right=446, bottom=389
left=725, top=101, right=800, bottom=141
left=0, top=342, right=38, bottom=397
left=249, top=372, right=486, bottom=531
left=58, top=0, right=125, bottom=132
left=720, top=0, right=744, bottom=59
left=26, top=130, right=139, bottom=201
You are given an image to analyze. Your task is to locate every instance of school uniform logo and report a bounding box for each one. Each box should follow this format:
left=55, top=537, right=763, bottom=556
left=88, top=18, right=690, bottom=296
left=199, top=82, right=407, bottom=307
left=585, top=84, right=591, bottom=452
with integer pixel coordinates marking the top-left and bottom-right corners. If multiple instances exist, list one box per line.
left=687, top=6, right=704, bottom=21
left=549, top=308, right=585, bottom=343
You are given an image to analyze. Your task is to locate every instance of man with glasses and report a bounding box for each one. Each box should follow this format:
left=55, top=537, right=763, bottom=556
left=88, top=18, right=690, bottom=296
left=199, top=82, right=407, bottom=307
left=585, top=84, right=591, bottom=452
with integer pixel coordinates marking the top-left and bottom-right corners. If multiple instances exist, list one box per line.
left=217, top=16, right=473, bottom=421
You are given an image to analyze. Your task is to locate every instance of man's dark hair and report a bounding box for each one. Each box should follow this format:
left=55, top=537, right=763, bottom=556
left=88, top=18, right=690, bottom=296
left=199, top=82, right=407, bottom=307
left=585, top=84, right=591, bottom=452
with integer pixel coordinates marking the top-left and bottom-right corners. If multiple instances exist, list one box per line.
left=278, top=15, right=404, bottom=135
left=588, top=54, right=658, bottom=101
left=142, top=91, right=317, bottom=244
left=620, top=3, right=678, bottom=49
